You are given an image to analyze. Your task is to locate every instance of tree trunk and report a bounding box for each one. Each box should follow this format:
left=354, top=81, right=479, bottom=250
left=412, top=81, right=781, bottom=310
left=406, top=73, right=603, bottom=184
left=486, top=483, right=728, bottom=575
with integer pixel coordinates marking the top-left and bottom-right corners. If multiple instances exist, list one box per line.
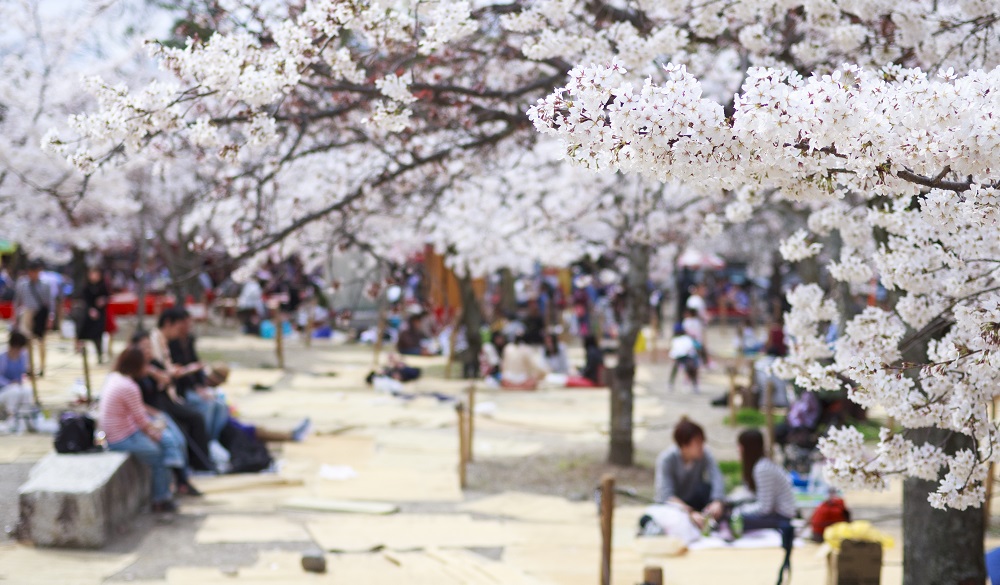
left=498, top=268, right=517, bottom=316
left=609, top=245, right=651, bottom=466
left=897, top=322, right=985, bottom=584
left=903, top=428, right=985, bottom=585
left=458, top=274, right=484, bottom=379
left=768, top=250, right=783, bottom=320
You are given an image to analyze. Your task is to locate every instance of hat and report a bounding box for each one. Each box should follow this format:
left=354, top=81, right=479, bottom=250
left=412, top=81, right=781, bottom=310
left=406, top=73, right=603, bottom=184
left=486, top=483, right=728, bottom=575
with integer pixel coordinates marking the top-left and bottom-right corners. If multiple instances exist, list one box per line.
left=205, top=363, right=230, bottom=386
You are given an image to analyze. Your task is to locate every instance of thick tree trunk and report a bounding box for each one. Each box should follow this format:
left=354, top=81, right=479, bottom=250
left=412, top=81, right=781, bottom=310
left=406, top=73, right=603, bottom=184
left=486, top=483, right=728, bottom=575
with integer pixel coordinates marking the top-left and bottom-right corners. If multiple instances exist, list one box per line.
left=609, top=245, right=651, bottom=466
left=897, top=323, right=985, bottom=584
left=498, top=268, right=517, bottom=317
left=458, top=274, right=484, bottom=379
left=903, top=428, right=985, bottom=585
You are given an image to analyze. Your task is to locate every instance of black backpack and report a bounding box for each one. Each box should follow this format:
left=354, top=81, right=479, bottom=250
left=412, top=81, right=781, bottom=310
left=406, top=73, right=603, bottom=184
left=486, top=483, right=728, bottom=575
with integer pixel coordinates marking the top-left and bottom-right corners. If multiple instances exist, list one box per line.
left=54, top=413, right=96, bottom=454
left=220, top=421, right=272, bottom=473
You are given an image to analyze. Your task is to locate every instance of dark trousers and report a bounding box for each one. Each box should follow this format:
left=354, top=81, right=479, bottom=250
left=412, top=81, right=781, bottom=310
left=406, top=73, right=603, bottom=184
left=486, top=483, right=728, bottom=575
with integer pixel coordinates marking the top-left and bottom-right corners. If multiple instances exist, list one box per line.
left=155, top=394, right=214, bottom=471
left=681, top=481, right=713, bottom=511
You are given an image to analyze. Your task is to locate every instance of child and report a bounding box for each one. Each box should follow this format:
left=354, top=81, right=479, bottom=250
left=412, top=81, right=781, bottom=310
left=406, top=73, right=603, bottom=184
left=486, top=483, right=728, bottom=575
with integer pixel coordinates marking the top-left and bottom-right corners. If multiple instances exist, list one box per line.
left=0, top=331, right=34, bottom=429
left=669, top=323, right=700, bottom=393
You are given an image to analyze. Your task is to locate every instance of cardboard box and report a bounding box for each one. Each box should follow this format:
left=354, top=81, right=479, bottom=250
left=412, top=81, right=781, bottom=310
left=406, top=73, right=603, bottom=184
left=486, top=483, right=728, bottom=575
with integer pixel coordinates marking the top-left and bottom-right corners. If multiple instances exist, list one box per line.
left=827, top=539, right=882, bottom=585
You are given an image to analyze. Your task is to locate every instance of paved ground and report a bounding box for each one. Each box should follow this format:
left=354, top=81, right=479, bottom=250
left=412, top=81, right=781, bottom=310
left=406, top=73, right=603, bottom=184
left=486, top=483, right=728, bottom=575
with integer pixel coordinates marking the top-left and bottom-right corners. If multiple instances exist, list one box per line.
left=0, top=321, right=985, bottom=584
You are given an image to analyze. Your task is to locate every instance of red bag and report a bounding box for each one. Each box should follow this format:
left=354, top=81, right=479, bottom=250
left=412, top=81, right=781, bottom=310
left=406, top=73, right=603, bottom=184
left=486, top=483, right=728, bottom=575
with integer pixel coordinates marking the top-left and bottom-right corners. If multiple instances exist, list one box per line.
left=810, top=497, right=850, bottom=541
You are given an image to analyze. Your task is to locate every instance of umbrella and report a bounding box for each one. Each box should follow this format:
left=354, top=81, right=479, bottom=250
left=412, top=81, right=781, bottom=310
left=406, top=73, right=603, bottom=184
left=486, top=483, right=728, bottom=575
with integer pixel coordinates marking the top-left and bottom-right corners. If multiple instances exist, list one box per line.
left=676, top=249, right=725, bottom=269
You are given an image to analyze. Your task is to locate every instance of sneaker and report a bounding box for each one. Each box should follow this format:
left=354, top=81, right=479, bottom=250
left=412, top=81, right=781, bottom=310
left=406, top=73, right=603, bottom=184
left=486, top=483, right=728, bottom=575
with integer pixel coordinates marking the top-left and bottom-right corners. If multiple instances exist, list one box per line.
left=292, top=418, right=311, bottom=442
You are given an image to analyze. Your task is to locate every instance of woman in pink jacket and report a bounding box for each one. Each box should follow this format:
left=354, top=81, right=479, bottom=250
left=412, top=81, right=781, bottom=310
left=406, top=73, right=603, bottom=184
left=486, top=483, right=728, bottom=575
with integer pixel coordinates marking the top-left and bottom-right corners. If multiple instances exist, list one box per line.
left=99, top=347, right=184, bottom=512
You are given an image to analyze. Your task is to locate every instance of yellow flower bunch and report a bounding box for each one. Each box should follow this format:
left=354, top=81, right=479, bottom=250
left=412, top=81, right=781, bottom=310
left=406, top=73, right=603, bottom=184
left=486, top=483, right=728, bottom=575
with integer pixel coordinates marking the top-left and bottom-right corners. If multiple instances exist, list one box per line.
left=823, top=521, right=895, bottom=551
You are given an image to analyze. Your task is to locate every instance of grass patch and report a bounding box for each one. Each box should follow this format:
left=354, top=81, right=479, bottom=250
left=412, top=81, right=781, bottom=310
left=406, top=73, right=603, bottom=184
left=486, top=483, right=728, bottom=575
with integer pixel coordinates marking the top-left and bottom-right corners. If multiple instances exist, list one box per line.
left=723, top=408, right=786, bottom=428
left=719, top=460, right=743, bottom=492
left=848, top=418, right=885, bottom=442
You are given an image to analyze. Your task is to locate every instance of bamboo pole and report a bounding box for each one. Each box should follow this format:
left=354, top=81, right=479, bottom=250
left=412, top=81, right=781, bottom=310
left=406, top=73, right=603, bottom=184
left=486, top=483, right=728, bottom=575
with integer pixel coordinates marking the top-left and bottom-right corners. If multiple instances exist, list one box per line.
left=599, top=474, right=615, bottom=585
left=81, top=345, right=93, bottom=404
left=642, top=566, right=664, bottom=585
left=466, top=384, right=476, bottom=462
left=765, top=380, right=775, bottom=458
left=27, top=341, right=39, bottom=406
left=304, top=301, right=314, bottom=348
left=275, top=313, right=285, bottom=369
left=727, top=365, right=738, bottom=426
left=372, top=294, right=388, bottom=370
left=456, top=402, right=468, bottom=489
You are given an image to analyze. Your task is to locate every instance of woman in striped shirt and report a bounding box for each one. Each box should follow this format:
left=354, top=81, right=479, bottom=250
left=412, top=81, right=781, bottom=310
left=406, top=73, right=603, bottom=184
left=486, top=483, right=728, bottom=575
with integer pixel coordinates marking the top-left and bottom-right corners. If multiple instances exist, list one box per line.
left=99, top=347, right=185, bottom=512
left=731, top=429, right=797, bottom=533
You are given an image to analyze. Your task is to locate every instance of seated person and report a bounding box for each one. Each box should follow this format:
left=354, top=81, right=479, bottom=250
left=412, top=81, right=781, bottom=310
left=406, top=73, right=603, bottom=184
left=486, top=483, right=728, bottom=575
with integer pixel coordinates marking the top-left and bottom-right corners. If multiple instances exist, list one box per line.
left=366, top=354, right=422, bottom=389
left=736, top=318, right=763, bottom=355
left=480, top=331, right=506, bottom=381
left=543, top=333, right=569, bottom=374
left=99, top=347, right=187, bottom=513
left=726, top=429, right=797, bottom=535
left=775, top=390, right=822, bottom=449
left=500, top=335, right=548, bottom=390
left=565, top=335, right=604, bottom=388
left=397, top=313, right=431, bottom=356
left=0, top=331, right=34, bottom=427
left=164, top=309, right=309, bottom=445
left=654, top=417, right=726, bottom=528
left=132, top=331, right=215, bottom=473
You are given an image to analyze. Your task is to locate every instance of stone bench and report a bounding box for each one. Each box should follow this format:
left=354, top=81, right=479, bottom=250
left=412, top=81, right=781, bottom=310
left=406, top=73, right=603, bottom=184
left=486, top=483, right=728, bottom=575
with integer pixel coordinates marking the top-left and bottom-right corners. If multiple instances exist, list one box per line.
left=17, top=451, right=150, bottom=548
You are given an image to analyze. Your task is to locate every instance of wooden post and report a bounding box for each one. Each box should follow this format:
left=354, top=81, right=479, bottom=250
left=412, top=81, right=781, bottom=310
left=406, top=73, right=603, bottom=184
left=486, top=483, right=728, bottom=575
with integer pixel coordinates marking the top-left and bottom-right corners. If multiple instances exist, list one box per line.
left=456, top=402, right=468, bottom=489
left=765, top=380, right=775, bottom=458
left=275, top=313, right=285, bottom=369
left=642, top=566, right=664, bottom=585
left=466, top=384, right=476, bottom=462
left=27, top=341, right=39, bottom=406
left=727, top=365, right=738, bottom=426
left=304, top=301, right=314, bottom=348
left=372, top=294, right=388, bottom=369
left=599, top=474, right=615, bottom=585
left=81, top=345, right=93, bottom=404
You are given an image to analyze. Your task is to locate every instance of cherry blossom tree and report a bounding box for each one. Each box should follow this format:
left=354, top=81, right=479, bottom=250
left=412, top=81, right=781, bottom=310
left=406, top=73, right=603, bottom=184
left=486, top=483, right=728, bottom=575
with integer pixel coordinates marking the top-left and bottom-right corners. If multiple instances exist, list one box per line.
left=44, top=2, right=1000, bottom=579
left=0, top=0, right=186, bottom=267
left=529, top=3, right=1000, bottom=583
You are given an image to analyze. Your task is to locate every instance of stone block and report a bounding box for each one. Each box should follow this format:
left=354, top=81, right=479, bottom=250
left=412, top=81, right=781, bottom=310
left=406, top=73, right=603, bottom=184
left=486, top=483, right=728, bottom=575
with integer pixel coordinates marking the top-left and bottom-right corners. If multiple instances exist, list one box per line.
left=17, top=452, right=150, bottom=548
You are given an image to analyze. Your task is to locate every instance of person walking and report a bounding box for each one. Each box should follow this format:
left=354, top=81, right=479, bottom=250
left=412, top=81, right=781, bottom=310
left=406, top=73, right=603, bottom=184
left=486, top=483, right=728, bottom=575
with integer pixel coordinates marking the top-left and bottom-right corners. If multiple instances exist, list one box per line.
left=13, top=260, right=53, bottom=376
left=77, top=268, right=110, bottom=363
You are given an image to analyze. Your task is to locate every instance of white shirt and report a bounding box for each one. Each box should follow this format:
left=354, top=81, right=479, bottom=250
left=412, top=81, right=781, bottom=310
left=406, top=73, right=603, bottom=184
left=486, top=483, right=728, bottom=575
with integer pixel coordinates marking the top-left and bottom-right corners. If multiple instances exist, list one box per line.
left=669, top=335, right=698, bottom=359
left=682, top=317, right=704, bottom=343
left=685, top=294, right=709, bottom=322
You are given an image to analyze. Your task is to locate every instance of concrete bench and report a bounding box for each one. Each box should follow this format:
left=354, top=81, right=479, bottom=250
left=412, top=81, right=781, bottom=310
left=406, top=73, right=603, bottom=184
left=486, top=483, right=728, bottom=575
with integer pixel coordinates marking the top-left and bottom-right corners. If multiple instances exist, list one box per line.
left=17, top=451, right=150, bottom=548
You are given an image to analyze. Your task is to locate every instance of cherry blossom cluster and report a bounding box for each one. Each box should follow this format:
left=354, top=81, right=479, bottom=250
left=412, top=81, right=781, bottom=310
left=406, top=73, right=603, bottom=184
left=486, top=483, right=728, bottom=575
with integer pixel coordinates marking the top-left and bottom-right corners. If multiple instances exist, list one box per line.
left=533, top=57, right=1000, bottom=507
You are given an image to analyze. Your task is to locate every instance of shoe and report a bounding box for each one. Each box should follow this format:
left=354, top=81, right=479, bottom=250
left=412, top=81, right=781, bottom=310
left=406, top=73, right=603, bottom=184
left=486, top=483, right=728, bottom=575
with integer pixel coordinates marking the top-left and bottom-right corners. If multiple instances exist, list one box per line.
left=152, top=500, right=178, bottom=513
left=292, top=418, right=311, bottom=442
left=36, top=370, right=44, bottom=378
left=177, top=482, right=203, bottom=497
